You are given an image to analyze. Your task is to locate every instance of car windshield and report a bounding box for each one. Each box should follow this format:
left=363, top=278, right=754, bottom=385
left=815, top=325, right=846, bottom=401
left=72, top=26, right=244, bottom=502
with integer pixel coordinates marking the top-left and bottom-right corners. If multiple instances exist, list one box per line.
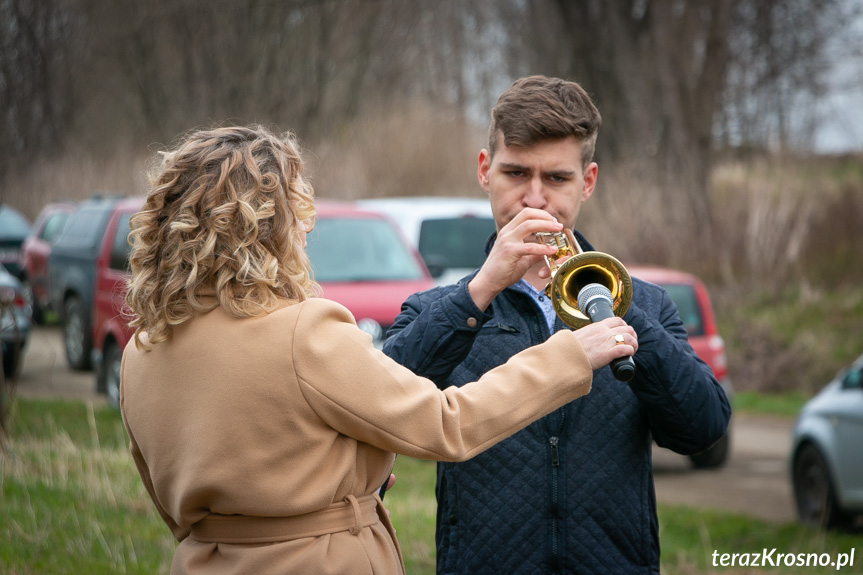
left=417, top=217, right=495, bottom=269
left=57, top=206, right=110, bottom=249
left=0, top=207, right=31, bottom=239
left=40, top=212, right=71, bottom=243
left=662, top=283, right=704, bottom=336
left=307, top=217, right=424, bottom=282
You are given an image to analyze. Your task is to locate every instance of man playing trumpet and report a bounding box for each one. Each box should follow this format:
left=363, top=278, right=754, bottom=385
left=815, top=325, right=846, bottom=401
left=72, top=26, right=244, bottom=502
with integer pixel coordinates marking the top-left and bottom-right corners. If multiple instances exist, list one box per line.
left=383, top=75, right=731, bottom=575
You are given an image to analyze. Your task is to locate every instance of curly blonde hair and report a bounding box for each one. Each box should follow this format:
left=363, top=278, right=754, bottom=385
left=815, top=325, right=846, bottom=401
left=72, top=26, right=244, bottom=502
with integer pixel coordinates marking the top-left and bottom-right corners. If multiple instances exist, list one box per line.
left=125, top=125, right=317, bottom=350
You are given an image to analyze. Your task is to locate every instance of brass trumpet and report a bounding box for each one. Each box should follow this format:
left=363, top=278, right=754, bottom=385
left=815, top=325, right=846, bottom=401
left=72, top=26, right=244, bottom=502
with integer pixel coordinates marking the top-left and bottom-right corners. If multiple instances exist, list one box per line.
left=536, top=230, right=633, bottom=330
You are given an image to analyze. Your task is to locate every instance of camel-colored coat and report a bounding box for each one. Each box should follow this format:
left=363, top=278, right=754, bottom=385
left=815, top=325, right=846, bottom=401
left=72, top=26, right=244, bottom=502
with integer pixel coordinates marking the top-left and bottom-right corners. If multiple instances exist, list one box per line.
left=120, top=297, right=593, bottom=574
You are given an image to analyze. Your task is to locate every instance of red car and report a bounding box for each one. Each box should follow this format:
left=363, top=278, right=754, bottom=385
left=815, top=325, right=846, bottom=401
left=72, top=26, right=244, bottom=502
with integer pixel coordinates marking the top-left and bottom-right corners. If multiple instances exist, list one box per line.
left=93, top=199, right=436, bottom=405
left=305, top=200, right=437, bottom=345
left=629, top=265, right=732, bottom=468
left=20, top=201, right=77, bottom=323
left=93, top=197, right=145, bottom=406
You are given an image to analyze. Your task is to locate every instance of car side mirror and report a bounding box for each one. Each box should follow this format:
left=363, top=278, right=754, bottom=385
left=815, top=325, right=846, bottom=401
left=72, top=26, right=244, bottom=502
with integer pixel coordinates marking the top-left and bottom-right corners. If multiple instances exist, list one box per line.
left=423, top=255, right=447, bottom=279
left=841, top=367, right=862, bottom=390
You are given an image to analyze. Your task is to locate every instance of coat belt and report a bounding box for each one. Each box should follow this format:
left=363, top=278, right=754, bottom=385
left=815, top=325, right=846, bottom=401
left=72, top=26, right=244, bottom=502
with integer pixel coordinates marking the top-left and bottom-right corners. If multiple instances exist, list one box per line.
left=190, top=494, right=381, bottom=544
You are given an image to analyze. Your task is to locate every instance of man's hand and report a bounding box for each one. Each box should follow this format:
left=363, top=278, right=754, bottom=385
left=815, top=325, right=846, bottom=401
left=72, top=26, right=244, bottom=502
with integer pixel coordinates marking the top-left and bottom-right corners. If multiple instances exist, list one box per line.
left=468, top=208, right=562, bottom=311
left=571, top=317, right=638, bottom=371
left=382, top=473, right=396, bottom=517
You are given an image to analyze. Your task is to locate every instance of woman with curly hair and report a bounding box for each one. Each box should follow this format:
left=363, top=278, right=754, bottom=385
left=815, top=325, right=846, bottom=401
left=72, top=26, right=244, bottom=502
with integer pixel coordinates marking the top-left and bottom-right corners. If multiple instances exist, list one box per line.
left=120, top=124, right=637, bottom=575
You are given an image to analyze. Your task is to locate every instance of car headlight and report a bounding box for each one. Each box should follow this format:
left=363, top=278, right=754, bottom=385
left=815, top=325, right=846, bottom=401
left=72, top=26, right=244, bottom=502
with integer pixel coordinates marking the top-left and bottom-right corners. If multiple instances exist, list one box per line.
left=357, top=318, right=384, bottom=345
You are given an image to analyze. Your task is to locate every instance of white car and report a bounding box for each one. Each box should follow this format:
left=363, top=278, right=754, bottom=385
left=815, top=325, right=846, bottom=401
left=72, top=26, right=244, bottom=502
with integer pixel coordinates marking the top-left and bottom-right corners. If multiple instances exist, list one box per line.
left=1, top=263, right=31, bottom=379
left=790, top=352, right=863, bottom=529
left=357, top=197, right=496, bottom=286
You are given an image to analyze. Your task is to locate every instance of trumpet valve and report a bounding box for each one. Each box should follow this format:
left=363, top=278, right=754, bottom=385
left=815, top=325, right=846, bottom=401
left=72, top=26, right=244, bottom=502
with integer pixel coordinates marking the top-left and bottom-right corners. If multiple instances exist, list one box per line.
left=535, top=232, right=574, bottom=261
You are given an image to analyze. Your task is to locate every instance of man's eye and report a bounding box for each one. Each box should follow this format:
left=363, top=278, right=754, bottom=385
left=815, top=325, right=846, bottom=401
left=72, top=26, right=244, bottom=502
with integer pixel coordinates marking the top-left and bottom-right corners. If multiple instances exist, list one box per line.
left=507, top=170, right=525, bottom=178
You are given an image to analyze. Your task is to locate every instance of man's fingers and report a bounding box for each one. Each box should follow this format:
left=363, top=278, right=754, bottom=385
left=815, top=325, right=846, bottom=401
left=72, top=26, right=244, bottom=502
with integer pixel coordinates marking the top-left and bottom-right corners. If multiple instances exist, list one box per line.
left=504, top=207, right=560, bottom=227
left=497, top=208, right=562, bottom=240
left=573, top=319, right=638, bottom=371
left=506, top=218, right=563, bottom=244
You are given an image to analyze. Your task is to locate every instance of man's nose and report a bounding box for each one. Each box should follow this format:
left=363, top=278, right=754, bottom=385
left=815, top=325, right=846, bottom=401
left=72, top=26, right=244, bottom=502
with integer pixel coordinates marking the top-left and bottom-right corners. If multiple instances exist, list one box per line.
left=522, top=177, right=547, bottom=208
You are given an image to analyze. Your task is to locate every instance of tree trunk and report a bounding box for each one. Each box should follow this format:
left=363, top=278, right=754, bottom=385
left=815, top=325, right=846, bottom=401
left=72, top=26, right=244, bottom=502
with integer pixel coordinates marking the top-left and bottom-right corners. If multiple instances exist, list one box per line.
left=538, top=0, right=739, bottom=232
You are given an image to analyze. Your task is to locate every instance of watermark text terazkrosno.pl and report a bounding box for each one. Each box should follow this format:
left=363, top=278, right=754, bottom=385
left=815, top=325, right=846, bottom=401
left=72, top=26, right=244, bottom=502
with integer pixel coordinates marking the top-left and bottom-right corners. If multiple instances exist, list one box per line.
left=712, top=548, right=856, bottom=570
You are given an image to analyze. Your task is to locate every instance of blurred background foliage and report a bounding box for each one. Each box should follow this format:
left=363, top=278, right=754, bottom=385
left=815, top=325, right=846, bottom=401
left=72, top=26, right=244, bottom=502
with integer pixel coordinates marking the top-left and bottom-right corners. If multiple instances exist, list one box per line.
left=1, top=0, right=862, bottom=392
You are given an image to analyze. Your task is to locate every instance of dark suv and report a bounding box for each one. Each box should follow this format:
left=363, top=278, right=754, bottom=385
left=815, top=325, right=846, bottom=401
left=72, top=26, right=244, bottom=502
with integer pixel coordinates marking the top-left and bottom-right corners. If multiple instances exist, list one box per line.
left=48, top=196, right=133, bottom=370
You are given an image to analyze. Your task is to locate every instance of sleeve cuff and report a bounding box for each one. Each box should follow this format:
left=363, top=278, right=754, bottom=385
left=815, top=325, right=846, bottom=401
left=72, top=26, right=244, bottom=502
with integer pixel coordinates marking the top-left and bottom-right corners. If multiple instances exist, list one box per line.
left=448, top=278, right=494, bottom=331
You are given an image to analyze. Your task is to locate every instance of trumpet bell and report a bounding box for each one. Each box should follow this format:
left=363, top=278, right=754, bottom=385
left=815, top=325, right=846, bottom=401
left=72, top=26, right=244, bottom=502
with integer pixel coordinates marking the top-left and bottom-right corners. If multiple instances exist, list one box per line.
left=549, top=251, right=632, bottom=329
left=536, top=230, right=633, bottom=329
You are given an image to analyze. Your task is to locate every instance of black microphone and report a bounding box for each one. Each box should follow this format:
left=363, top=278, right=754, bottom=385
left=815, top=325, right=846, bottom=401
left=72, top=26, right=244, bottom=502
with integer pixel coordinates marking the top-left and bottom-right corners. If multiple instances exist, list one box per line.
left=577, top=283, right=636, bottom=382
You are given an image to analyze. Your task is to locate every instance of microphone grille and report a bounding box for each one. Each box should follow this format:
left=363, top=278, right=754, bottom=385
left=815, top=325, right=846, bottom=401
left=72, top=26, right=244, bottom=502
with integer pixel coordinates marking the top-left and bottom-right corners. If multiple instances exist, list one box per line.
left=577, top=283, right=613, bottom=311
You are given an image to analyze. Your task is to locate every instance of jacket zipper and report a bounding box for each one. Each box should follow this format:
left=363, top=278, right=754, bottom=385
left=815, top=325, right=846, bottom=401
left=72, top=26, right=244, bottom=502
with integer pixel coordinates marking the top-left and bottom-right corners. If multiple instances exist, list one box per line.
left=524, top=290, right=566, bottom=572
left=549, top=435, right=561, bottom=572
left=519, top=287, right=566, bottom=572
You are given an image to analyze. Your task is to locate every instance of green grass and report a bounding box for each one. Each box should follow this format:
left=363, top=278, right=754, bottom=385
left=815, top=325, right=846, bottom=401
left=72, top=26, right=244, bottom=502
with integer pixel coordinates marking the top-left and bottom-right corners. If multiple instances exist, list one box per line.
left=659, top=506, right=862, bottom=573
left=716, top=283, right=863, bottom=395
left=38, top=309, right=62, bottom=326
left=2, top=398, right=861, bottom=574
left=732, top=390, right=810, bottom=418
left=387, top=456, right=438, bottom=573
left=1, top=399, right=174, bottom=574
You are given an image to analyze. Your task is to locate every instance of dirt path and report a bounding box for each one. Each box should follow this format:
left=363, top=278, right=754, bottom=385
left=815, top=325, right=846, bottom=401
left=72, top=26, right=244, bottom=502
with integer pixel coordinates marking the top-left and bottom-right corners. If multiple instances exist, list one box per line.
left=652, top=413, right=796, bottom=523
left=11, top=325, right=798, bottom=524
left=12, top=325, right=104, bottom=403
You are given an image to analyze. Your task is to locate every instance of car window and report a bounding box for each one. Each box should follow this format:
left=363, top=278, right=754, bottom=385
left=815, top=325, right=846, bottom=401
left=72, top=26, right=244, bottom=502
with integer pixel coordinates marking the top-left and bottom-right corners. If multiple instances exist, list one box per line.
left=842, top=366, right=862, bottom=389
left=0, top=207, right=31, bottom=238
left=57, top=207, right=109, bottom=249
left=662, top=283, right=704, bottom=336
left=39, top=212, right=71, bottom=243
left=417, top=217, right=495, bottom=270
left=307, top=217, right=424, bottom=282
left=110, top=214, right=133, bottom=271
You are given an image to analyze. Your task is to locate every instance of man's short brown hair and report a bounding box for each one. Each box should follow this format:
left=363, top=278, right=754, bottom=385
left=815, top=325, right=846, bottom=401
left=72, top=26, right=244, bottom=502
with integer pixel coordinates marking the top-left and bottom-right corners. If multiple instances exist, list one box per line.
left=488, top=75, right=601, bottom=167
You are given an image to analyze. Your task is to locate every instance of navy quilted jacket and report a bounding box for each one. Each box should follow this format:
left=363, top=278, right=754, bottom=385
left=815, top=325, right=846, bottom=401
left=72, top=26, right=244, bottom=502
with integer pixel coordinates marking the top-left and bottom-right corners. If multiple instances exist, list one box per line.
left=383, top=231, right=731, bottom=575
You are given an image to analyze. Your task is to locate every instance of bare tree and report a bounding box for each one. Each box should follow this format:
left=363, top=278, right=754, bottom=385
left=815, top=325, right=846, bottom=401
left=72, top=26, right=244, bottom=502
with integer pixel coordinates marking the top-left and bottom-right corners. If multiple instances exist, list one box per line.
left=0, top=0, right=74, bottom=182
left=717, top=0, right=854, bottom=152
left=503, top=0, right=851, bottom=241
left=0, top=0, right=853, bottom=212
left=516, top=0, right=740, bottom=230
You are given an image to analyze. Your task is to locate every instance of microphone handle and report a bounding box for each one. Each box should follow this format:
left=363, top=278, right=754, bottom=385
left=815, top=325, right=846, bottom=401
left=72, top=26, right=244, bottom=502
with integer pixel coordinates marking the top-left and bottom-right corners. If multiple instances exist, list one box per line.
left=610, top=356, right=636, bottom=382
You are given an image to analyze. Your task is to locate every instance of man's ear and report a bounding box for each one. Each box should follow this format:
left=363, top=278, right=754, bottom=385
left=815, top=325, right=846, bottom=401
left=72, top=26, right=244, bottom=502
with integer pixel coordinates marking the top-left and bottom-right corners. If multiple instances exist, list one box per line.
left=477, top=149, right=492, bottom=193
left=581, top=162, right=598, bottom=202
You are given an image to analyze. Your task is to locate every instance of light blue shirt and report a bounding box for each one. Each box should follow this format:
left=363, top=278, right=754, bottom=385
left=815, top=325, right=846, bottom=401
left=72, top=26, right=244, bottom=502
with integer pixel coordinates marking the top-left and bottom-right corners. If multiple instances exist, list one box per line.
left=511, top=279, right=557, bottom=334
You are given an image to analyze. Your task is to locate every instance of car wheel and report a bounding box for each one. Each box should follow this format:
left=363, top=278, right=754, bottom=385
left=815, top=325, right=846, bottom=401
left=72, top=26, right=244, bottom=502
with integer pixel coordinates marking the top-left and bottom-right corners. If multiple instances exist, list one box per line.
left=63, top=296, right=92, bottom=370
left=689, top=432, right=730, bottom=469
left=2, top=346, right=21, bottom=380
left=104, top=343, right=122, bottom=409
left=793, top=443, right=845, bottom=529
